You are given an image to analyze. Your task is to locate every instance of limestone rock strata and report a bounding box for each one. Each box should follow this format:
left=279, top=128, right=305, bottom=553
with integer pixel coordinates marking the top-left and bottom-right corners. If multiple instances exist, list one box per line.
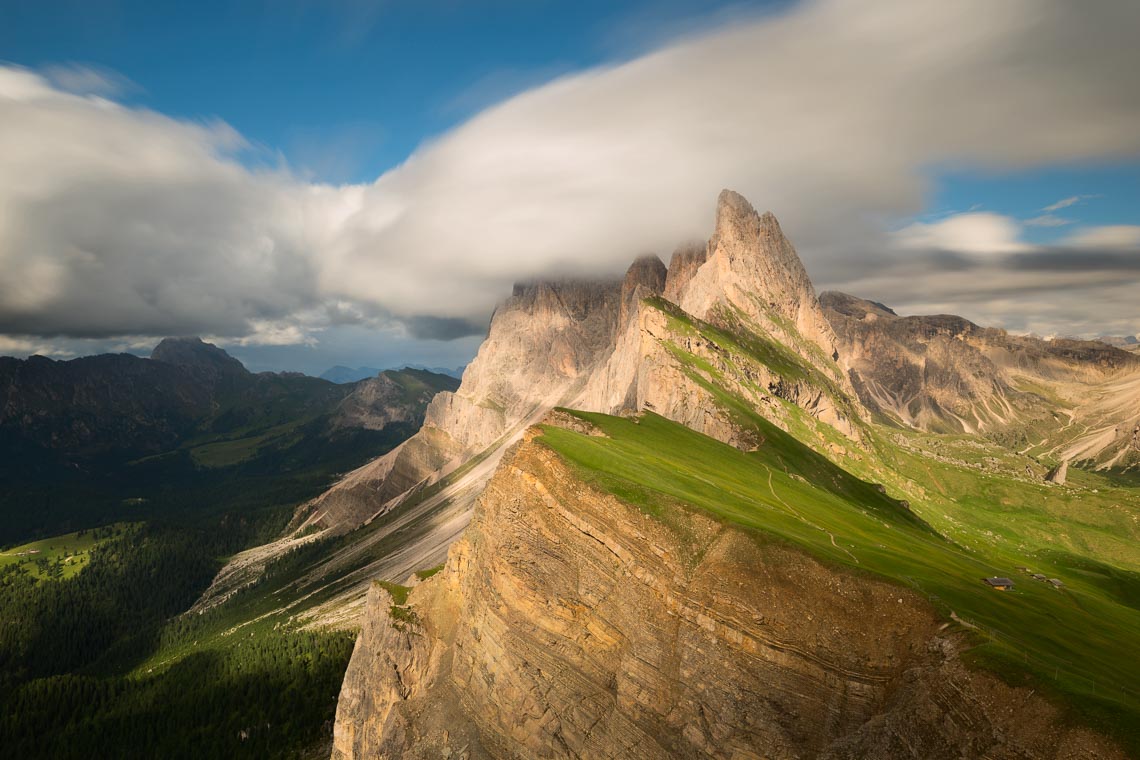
left=300, top=191, right=873, bottom=534
left=677, top=191, right=853, bottom=397
left=822, top=291, right=1140, bottom=468
left=297, top=278, right=623, bottom=533
left=332, top=427, right=1123, bottom=760
left=663, top=241, right=708, bottom=304
left=618, top=254, right=668, bottom=333
left=575, top=296, right=859, bottom=448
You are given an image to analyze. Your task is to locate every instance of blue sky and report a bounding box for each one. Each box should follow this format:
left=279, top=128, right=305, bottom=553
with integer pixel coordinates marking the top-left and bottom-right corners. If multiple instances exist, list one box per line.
left=2, top=0, right=786, bottom=183
left=931, top=164, right=1140, bottom=246
left=1, top=0, right=1138, bottom=374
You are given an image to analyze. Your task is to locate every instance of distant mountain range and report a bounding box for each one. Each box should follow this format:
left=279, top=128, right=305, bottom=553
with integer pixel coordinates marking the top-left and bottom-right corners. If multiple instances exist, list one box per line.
left=320, top=363, right=466, bottom=384
left=0, top=337, right=458, bottom=543
left=1098, top=335, right=1140, bottom=352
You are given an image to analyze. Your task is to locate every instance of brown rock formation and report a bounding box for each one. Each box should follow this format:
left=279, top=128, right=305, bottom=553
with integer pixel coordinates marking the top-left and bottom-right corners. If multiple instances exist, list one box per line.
left=300, top=190, right=868, bottom=534
left=332, top=425, right=1124, bottom=760
left=1046, top=460, right=1069, bottom=485
left=822, top=291, right=1140, bottom=467
left=677, top=192, right=847, bottom=376
left=297, top=277, right=622, bottom=533
left=662, top=241, right=708, bottom=303
left=575, top=192, right=864, bottom=445
left=618, top=254, right=668, bottom=332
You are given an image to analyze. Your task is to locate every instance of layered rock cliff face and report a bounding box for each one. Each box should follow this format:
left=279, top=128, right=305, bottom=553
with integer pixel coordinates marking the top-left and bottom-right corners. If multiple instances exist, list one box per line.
left=822, top=291, right=1140, bottom=467
left=332, top=423, right=1123, bottom=760
left=327, top=190, right=1136, bottom=756
left=302, top=190, right=865, bottom=533
left=677, top=192, right=851, bottom=394
left=574, top=194, right=863, bottom=444
left=820, top=292, right=1017, bottom=433
left=298, top=278, right=623, bottom=533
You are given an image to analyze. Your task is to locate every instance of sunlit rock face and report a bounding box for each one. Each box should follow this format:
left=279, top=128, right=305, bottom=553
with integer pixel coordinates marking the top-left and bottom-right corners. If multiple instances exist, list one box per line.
left=296, top=276, right=623, bottom=533
left=300, top=189, right=868, bottom=534
left=328, top=190, right=1132, bottom=757
left=332, top=422, right=1125, bottom=760
left=822, top=290, right=1140, bottom=470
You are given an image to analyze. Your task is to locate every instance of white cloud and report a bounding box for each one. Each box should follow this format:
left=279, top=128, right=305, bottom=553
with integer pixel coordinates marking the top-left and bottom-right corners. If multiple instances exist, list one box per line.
left=2, top=0, right=1140, bottom=349
left=1042, top=195, right=1084, bottom=213
left=41, top=63, right=139, bottom=98
left=0, top=66, right=317, bottom=339
left=1024, top=214, right=1074, bottom=227
left=0, top=335, right=75, bottom=358
left=211, top=320, right=321, bottom=347
left=893, top=213, right=1029, bottom=255
left=1063, top=225, right=1140, bottom=249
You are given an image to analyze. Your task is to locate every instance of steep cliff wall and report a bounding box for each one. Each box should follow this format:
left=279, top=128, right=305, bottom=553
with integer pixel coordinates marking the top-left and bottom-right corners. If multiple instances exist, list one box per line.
left=574, top=192, right=864, bottom=448
left=576, top=295, right=861, bottom=449
left=676, top=191, right=853, bottom=398
left=296, top=278, right=622, bottom=533
left=822, top=291, right=1140, bottom=468
left=332, top=423, right=1123, bottom=760
left=301, top=190, right=869, bottom=535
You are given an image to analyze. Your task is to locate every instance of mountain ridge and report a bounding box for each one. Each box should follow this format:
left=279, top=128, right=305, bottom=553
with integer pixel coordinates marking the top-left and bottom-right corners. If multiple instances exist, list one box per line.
left=321, top=190, right=1140, bottom=758
left=332, top=412, right=1128, bottom=760
left=289, top=191, right=865, bottom=542
left=821, top=290, right=1140, bottom=470
left=0, top=341, right=459, bottom=543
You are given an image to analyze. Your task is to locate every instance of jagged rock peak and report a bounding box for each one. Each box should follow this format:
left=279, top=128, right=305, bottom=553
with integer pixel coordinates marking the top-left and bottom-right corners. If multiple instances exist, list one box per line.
left=507, top=277, right=621, bottom=322
left=663, top=241, right=708, bottom=303
left=711, top=190, right=810, bottom=292
left=619, top=254, right=667, bottom=329
left=622, top=254, right=667, bottom=296
left=676, top=189, right=845, bottom=372
left=150, top=336, right=247, bottom=376
left=716, top=186, right=759, bottom=219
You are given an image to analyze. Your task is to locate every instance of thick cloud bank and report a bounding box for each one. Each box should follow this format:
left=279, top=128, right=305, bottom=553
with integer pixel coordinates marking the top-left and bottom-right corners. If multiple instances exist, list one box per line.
left=2, top=0, right=1140, bottom=350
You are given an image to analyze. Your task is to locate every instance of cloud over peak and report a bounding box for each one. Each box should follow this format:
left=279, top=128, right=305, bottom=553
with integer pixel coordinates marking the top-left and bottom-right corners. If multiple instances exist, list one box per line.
left=2, top=0, right=1140, bottom=351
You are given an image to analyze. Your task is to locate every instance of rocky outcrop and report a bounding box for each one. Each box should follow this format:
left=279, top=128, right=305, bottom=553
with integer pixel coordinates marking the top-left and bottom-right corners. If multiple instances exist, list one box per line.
left=332, top=425, right=1124, bottom=760
left=822, top=291, right=1140, bottom=467
left=677, top=192, right=847, bottom=379
left=574, top=300, right=760, bottom=449
left=424, top=277, right=620, bottom=453
left=821, top=292, right=1015, bottom=433
left=298, top=277, right=623, bottom=533
left=303, top=190, right=873, bottom=535
left=575, top=294, right=860, bottom=449
left=574, top=194, right=864, bottom=446
left=332, top=369, right=459, bottom=432
left=663, top=241, right=708, bottom=304
left=1045, top=460, right=1069, bottom=485
left=618, top=254, right=667, bottom=332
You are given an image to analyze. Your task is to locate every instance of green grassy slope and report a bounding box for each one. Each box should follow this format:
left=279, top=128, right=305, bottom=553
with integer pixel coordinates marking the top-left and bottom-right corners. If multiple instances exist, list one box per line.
left=0, top=524, right=135, bottom=580
left=0, top=369, right=461, bottom=757
left=532, top=291, right=1140, bottom=754
left=540, top=410, right=1140, bottom=753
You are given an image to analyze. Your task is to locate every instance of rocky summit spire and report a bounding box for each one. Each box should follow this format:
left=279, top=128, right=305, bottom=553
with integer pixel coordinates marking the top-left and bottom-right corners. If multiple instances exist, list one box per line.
left=676, top=190, right=844, bottom=368
left=299, top=189, right=861, bottom=537
left=150, top=336, right=248, bottom=381
left=618, top=254, right=667, bottom=331
left=663, top=241, right=708, bottom=303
